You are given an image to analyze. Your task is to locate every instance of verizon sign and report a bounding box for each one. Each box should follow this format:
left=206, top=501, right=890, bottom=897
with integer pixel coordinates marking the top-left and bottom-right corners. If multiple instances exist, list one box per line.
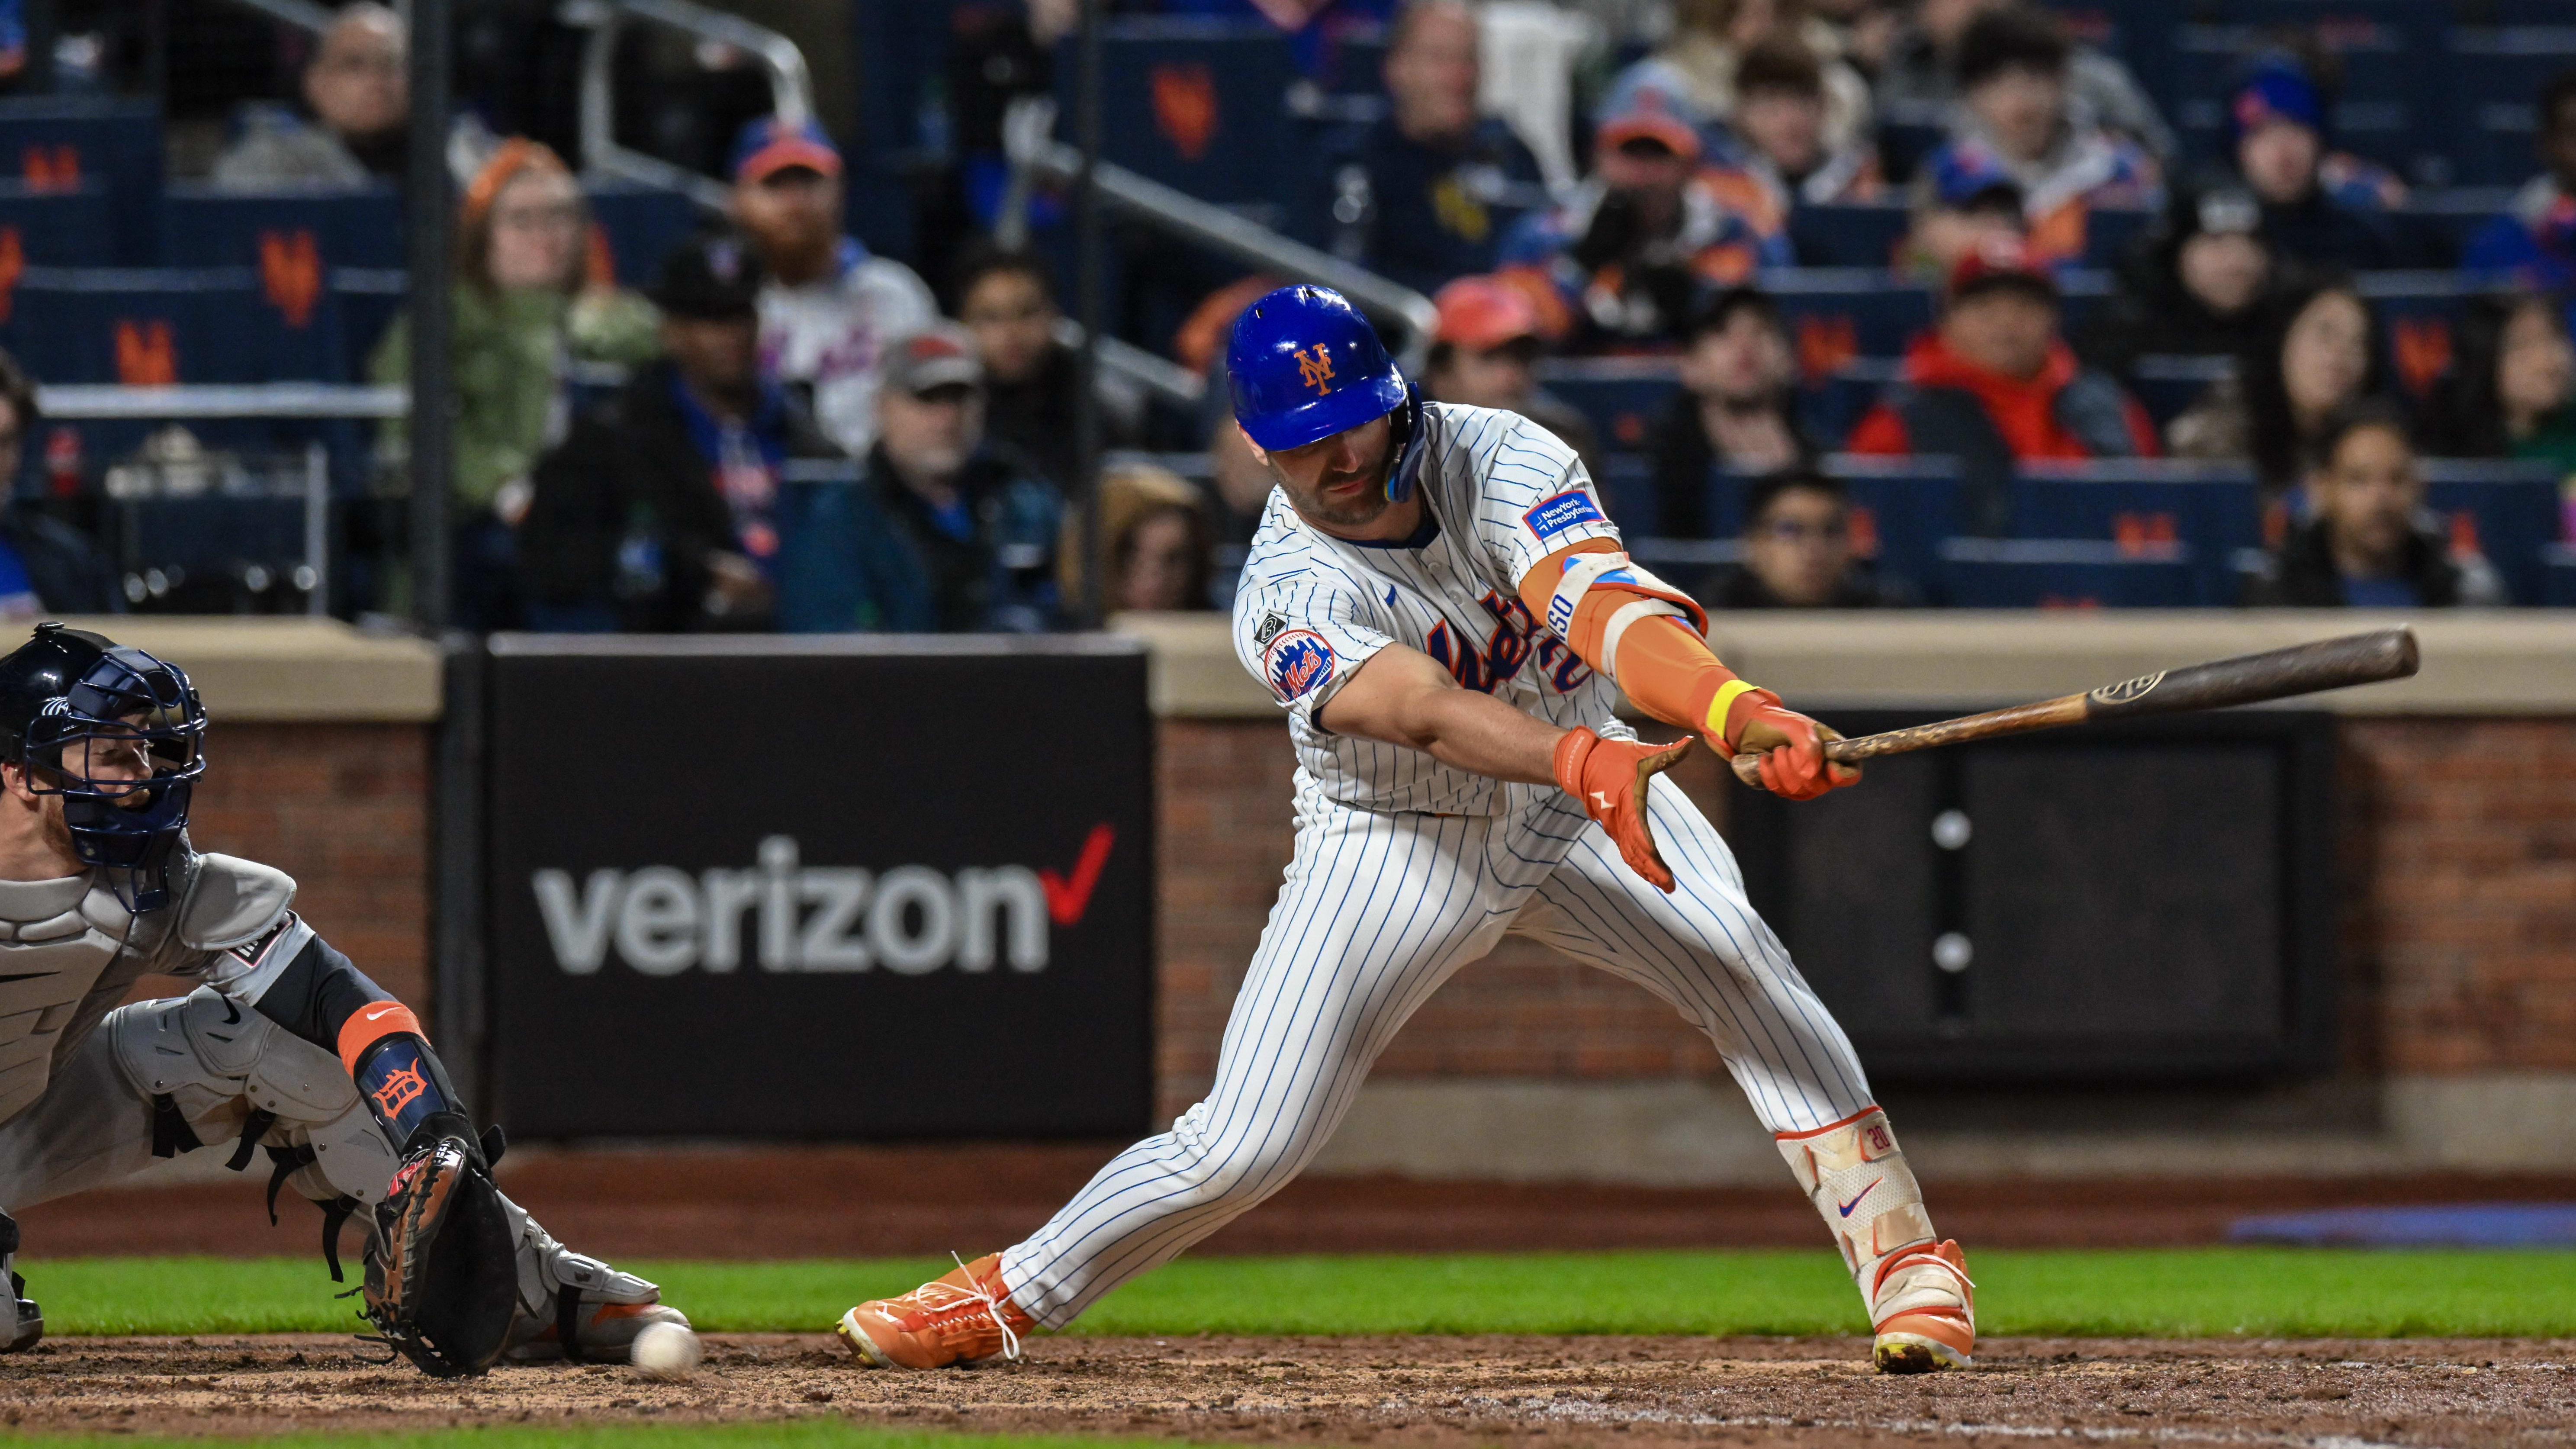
left=477, top=638, right=1154, bottom=1139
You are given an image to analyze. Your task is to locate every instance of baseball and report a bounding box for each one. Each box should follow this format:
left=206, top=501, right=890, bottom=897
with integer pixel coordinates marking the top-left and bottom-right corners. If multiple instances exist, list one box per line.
left=629, top=1321, right=702, bottom=1380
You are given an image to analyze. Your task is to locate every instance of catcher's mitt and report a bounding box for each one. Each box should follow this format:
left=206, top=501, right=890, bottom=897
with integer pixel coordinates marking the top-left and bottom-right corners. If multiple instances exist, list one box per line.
left=361, top=1113, right=518, bottom=1378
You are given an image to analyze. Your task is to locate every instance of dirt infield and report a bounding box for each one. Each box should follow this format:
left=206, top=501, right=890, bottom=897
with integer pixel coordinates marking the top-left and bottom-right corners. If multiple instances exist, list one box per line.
left=26, top=1145, right=2576, bottom=1258
left=2, top=1333, right=2565, bottom=1445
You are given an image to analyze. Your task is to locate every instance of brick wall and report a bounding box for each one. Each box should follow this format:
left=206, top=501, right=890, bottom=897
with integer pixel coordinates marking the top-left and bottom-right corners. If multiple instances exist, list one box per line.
left=2340, top=718, right=2576, bottom=1075
left=1157, top=715, right=2576, bottom=1121
left=131, top=721, right=433, bottom=1012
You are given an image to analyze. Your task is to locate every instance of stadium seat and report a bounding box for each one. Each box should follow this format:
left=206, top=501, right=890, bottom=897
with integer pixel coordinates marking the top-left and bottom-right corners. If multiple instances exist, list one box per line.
left=2081, top=206, right=2155, bottom=267
left=2544, top=543, right=2576, bottom=606
left=0, top=267, right=345, bottom=386
left=2126, top=354, right=2229, bottom=427
left=586, top=180, right=706, bottom=287
left=1937, top=536, right=2200, bottom=608
left=1811, top=453, right=1963, bottom=594
left=1069, top=20, right=1299, bottom=216
left=0, top=97, right=162, bottom=264
left=1535, top=357, right=1678, bottom=455
left=0, top=180, right=113, bottom=267
left=1592, top=451, right=1659, bottom=536
left=2420, top=457, right=2563, bottom=605
left=1763, top=270, right=1934, bottom=364
left=2446, top=28, right=2576, bottom=187
left=2169, top=9, right=2439, bottom=180
left=158, top=184, right=404, bottom=270
left=2009, top=460, right=2262, bottom=605
left=1788, top=202, right=1907, bottom=270
left=1801, top=357, right=1901, bottom=446
left=2360, top=274, right=2473, bottom=403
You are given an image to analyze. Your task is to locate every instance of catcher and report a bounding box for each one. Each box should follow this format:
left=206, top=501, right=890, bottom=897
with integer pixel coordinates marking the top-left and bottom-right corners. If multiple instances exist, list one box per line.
left=0, top=623, right=685, bottom=1375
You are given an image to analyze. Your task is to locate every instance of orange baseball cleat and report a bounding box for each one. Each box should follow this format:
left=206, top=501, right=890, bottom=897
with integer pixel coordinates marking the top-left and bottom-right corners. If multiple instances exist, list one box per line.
left=836, top=1253, right=1035, bottom=1370
left=1869, top=1239, right=1976, bottom=1373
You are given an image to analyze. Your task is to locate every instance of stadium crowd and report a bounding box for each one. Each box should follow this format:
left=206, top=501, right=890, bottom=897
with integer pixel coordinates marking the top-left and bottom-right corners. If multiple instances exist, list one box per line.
left=3, top=0, right=2573, bottom=626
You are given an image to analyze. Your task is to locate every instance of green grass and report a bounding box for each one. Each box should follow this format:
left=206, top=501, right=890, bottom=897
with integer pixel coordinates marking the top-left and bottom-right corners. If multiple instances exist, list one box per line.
left=29, top=1248, right=2576, bottom=1341
left=19, top=1427, right=1202, bottom=1449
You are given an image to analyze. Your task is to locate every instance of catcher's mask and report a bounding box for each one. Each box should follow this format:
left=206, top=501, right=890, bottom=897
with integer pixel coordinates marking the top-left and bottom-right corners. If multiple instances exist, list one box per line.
left=0, top=623, right=206, bottom=910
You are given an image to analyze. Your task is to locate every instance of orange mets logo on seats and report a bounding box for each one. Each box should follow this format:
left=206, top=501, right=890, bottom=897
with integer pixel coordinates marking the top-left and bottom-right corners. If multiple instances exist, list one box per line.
left=1294, top=345, right=1336, bottom=394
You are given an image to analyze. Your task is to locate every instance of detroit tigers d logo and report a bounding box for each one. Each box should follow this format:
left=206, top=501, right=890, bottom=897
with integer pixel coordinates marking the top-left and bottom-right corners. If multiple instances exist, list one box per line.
left=1294, top=345, right=1337, bottom=395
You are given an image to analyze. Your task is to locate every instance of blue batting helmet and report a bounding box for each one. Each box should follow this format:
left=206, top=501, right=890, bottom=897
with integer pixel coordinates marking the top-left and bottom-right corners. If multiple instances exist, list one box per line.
left=1227, top=286, right=1408, bottom=454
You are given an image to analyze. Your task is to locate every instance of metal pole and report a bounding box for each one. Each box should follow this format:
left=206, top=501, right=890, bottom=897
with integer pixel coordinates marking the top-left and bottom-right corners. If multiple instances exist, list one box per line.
left=1072, top=0, right=1105, bottom=628
left=405, top=0, right=454, bottom=632
left=303, top=440, right=330, bottom=617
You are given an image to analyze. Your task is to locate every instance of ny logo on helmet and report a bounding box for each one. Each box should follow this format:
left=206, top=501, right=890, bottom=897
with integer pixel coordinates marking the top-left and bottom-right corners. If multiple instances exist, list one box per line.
left=1294, top=344, right=1336, bottom=395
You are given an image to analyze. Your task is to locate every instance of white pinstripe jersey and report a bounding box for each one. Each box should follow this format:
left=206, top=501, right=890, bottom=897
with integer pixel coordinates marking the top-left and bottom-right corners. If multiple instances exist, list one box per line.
left=1231, top=401, right=1629, bottom=816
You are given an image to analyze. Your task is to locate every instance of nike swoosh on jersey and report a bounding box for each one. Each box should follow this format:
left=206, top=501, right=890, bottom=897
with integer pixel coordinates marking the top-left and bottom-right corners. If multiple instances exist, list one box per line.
left=1838, top=1179, right=1884, bottom=1217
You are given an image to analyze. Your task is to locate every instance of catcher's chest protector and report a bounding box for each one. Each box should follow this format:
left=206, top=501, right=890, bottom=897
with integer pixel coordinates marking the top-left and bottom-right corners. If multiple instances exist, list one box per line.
left=0, top=875, right=161, bottom=1124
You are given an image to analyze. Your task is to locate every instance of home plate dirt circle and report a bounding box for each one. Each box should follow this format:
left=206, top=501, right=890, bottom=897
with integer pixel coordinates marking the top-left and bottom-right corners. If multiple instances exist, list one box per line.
left=0, top=1334, right=2563, bottom=1444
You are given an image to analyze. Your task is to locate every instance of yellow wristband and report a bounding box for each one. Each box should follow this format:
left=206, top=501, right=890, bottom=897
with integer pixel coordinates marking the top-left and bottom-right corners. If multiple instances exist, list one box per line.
left=1705, top=679, right=1762, bottom=747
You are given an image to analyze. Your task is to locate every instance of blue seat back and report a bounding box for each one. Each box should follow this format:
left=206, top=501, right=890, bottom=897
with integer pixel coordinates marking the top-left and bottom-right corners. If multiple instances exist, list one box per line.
left=2126, top=354, right=2230, bottom=427
left=1072, top=21, right=1298, bottom=215
left=158, top=184, right=404, bottom=270
left=1939, top=537, right=2200, bottom=607
left=1787, top=203, right=1907, bottom=269
left=2446, top=29, right=2576, bottom=187
left=2361, top=274, right=2472, bottom=404
left=2544, top=543, right=2576, bottom=606
left=587, top=180, right=706, bottom=287
left=0, top=267, right=345, bottom=385
left=0, top=98, right=162, bottom=263
left=1764, top=271, right=1934, bottom=362
left=1593, top=452, right=1660, bottom=537
left=2010, top=460, right=2261, bottom=604
left=1535, top=357, right=1679, bottom=455
left=2421, top=457, right=2562, bottom=605
left=0, top=180, right=113, bottom=265
left=1812, top=453, right=1962, bottom=595
left=2081, top=206, right=2155, bottom=267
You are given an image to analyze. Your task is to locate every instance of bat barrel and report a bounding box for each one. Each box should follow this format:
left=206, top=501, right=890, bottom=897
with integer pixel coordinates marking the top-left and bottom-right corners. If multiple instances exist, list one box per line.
left=2079, top=626, right=2419, bottom=721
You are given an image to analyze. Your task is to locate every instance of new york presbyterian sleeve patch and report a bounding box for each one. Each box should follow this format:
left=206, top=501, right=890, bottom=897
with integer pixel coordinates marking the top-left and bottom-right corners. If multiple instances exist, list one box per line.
left=1263, top=629, right=1336, bottom=703
left=1523, top=489, right=1607, bottom=543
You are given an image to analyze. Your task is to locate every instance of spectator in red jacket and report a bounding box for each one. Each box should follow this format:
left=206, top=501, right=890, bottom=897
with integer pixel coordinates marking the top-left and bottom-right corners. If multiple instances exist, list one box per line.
left=1847, top=235, right=2157, bottom=533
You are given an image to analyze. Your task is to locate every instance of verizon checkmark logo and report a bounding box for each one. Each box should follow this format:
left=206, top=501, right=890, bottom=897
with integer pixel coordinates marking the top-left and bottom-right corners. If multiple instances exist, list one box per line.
left=1041, top=824, right=1116, bottom=926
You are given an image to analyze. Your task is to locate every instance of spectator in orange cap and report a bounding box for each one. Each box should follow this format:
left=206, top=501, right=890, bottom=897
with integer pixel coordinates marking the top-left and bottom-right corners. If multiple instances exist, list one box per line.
left=1848, top=235, right=2155, bottom=534
left=370, top=138, right=660, bottom=629
left=1422, top=276, right=1599, bottom=474
left=1497, top=82, right=1788, bottom=350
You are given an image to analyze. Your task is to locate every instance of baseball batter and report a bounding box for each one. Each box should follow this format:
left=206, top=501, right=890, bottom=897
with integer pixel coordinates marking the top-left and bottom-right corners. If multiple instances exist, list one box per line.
left=838, top=287, right=1975, bottom=1375
left=0, top=624, right=684, bottom=1371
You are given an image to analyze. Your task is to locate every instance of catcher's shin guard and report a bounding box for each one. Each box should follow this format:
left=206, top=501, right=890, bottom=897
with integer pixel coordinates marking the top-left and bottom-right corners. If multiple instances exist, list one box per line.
left=496, top=1194, right=688, bottom=1363
left=0, top=1213, right=38, bottom=1354
left=1775, top=1106, right=1975, bottom=1372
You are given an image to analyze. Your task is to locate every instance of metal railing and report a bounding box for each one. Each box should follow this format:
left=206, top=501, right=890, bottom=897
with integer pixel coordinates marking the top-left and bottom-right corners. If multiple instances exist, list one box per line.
left=569, top=0, right=814, bottom=212
left=1004, top=109, right=1441, bottom=373
left=40, top=384, right=406, bottom=618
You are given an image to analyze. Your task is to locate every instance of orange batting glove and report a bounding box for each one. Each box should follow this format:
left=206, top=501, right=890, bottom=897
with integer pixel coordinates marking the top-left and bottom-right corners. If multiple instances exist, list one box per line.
left=1731, top=704, right=1861, bottom=802
left=1552, top=728, right=1694, bottom=892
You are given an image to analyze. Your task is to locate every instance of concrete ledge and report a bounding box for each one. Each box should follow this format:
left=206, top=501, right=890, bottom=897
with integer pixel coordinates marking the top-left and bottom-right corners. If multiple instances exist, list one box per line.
left=1122, top=610, right=2576, bottom=718
left=1306, top=1076, right=2576, bottom=1184
left=38, top=618, right=444, bottom=723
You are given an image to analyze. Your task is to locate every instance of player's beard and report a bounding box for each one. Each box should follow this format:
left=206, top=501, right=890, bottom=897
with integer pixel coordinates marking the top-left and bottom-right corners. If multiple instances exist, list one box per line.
left=36, top=797, right=77, bottom=866
left=1290, top=437, right=1397, bottom=531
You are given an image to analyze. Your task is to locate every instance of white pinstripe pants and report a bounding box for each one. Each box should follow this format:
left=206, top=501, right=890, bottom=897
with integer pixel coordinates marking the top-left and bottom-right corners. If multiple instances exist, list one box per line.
left=1000, top=773, right=1876, bottom=1329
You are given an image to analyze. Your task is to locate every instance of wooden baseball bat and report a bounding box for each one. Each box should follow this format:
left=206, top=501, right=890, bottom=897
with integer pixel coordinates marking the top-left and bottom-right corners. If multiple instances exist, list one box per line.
left=1727, top=626, right=2420, bottom=788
